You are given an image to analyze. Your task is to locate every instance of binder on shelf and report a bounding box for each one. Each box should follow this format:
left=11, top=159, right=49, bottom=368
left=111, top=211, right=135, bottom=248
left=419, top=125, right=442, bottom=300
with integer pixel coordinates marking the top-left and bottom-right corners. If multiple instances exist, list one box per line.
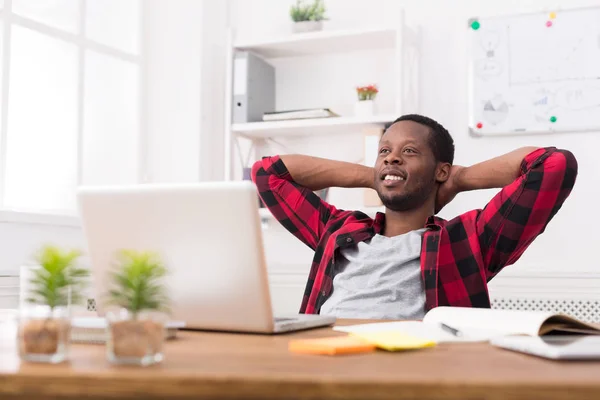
left=232, top=51, right=275, bottom=124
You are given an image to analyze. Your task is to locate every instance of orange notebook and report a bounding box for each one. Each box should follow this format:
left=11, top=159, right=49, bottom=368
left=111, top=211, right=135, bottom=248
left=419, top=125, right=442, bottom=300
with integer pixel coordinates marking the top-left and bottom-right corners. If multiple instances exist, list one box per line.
left=288, top=335, right=376, bottom=355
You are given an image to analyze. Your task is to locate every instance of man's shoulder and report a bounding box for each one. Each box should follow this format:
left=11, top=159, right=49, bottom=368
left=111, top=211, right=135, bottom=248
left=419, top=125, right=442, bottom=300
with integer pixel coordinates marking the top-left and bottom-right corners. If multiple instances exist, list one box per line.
left=324, top=208, right=380, bottom=234
left=434, top=209, right=483, bottom=234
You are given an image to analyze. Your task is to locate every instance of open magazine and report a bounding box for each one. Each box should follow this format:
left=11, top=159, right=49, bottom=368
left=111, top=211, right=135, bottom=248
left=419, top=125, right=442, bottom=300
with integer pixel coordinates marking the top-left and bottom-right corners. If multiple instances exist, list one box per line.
left=334, top=307, right=600, bottom=343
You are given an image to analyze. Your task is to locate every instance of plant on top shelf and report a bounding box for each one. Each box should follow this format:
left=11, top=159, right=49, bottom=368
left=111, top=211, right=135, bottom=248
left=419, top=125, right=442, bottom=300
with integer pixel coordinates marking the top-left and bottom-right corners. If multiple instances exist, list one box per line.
left=290, top=0, right=326, bottom=21
left=19, top=245, right=89, bottom=363
left=290, top=0, right=326, bottom=33
left=105, top=249, right=170, bottom=366
left=356, top=84, right=379, bottom=101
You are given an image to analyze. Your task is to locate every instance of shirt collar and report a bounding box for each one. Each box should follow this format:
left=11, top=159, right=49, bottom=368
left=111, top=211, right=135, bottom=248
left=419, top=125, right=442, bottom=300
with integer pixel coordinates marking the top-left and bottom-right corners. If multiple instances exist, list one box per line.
left=425, top=215, right=446, bottom=230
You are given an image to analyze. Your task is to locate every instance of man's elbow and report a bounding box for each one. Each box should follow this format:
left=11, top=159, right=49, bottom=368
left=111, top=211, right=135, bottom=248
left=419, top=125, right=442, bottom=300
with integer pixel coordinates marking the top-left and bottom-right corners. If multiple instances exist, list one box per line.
left=558, top=149, right=578, bottom=173
left=555, top=149, right=578, bottom=174
left=548, top=149, right=578, bottom=190
left=251, top=160, right=263, bottom=184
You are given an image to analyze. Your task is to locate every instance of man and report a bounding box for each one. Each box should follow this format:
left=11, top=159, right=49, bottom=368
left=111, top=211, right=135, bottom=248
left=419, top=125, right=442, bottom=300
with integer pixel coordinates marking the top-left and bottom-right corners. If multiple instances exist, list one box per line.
left=251, top=114, right=577, bottom=319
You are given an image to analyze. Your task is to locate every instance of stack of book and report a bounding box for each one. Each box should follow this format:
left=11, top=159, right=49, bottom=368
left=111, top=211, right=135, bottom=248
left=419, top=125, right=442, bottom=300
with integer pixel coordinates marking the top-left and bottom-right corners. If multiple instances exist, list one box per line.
left=262, top=108, right=339, bottom=122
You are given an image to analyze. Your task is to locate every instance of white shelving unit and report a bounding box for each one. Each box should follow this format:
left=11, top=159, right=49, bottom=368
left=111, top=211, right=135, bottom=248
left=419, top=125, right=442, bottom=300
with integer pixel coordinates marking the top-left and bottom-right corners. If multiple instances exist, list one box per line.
left=234, top=27, right=398, bottom=58
left=224, top=11, right=420, bottom=221
left=232, top=114, right=398, bottom=139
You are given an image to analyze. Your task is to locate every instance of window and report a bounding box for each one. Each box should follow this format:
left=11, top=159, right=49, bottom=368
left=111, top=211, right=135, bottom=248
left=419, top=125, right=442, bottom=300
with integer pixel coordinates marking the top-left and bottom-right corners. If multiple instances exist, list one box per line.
left=0, top=0, right=142, bottom=214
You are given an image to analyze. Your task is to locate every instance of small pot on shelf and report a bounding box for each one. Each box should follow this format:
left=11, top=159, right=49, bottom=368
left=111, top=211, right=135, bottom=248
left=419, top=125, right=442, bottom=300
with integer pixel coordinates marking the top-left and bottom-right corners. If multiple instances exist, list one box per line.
left=289, top=0, right=326, bottom=34
left=354, top=100, right=376, bottom=117
left=292, top=20, right=323, bottom=33
left=354, top=84, right=379, bottom=117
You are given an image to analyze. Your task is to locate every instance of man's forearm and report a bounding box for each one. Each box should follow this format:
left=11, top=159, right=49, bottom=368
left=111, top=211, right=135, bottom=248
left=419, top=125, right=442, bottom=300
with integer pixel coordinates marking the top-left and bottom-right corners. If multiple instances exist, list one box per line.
left=280, top=155, right=374, bottom=191
left=456, top=147, right=540, bottom=192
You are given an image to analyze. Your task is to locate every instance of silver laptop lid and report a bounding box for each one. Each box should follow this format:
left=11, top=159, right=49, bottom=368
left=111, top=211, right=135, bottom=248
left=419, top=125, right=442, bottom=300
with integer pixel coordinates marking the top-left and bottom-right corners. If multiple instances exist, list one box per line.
left=77, top=181, right=275, bottom=332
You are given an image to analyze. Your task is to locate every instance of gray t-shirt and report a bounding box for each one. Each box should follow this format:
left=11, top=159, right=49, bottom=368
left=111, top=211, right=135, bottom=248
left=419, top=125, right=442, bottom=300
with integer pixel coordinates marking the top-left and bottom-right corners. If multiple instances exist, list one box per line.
left=320, top=229, right=426, bottom=320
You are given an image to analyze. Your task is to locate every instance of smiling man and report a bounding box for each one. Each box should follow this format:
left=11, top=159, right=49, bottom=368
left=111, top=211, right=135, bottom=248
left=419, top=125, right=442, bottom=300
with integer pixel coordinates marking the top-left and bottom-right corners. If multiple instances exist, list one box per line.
left=251, top=114, right=578, bottom=319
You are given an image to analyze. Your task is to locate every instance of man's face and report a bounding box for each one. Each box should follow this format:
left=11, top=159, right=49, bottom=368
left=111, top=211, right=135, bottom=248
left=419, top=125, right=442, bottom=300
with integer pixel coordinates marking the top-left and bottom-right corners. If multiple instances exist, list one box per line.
left=373, top=121, right=439, bottom=212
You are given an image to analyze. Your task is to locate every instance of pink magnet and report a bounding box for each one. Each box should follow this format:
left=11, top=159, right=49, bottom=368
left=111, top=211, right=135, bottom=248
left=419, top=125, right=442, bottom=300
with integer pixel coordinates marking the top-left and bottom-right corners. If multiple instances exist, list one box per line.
left=546, top=20, right=553, bottom=27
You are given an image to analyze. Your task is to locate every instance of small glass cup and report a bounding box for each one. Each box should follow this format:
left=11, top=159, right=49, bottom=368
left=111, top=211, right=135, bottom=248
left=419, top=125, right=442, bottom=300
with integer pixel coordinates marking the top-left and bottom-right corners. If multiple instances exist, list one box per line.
left=18, top=305, right=71, bottom=364
left=106, top=309, right=166, bottom=366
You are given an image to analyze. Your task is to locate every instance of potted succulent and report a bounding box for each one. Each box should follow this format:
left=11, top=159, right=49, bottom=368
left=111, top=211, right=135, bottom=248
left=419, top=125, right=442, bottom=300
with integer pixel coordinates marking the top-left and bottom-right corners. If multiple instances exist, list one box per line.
left=290, top=0, right=326, bottom=33
left=105, top=249, right=170, bottom=366
left=18, top=245, right=89, bottom=363
left=354, top=84, right=379, bottom=117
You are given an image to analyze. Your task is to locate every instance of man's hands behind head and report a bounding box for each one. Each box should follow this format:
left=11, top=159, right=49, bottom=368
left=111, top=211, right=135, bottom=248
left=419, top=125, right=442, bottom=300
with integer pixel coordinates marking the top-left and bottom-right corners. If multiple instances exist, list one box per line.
left=435, top=165, right=465, bottom=214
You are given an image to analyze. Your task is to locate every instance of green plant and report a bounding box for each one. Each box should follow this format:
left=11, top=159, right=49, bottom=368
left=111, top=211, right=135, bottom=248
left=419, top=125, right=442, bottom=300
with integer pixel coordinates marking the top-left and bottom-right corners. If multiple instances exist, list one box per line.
left=290, top=0, right=326, bottom=22
left=106, top=250, right=170, bottom=319
left=26, top=245, right=89, bottom=310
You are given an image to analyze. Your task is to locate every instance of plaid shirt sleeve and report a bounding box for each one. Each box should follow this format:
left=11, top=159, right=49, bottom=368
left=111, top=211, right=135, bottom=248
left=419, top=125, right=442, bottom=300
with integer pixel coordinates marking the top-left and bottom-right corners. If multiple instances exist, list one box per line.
left=475, top=147, right=578, bottom=280
left=251, top=156, right=339, bottom=251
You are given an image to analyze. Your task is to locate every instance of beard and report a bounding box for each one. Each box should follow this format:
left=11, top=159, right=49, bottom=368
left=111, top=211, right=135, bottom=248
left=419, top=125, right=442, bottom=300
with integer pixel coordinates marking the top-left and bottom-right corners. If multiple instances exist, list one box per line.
left=375, top=176, right=436, bottom=212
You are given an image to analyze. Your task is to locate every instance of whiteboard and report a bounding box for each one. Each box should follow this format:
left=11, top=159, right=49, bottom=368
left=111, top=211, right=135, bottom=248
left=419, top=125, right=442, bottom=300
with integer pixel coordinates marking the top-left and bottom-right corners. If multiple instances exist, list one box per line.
left=468, top=7, right=600, bottom=135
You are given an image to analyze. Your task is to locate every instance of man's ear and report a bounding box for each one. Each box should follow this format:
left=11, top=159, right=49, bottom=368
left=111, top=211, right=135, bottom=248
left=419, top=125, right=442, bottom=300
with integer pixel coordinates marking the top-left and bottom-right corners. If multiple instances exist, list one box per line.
left=435, top=162, right=451, bottom=184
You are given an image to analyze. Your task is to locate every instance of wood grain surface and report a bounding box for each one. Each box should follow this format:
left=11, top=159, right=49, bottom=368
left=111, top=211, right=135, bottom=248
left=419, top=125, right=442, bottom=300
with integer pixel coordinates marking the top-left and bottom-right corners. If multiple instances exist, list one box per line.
left=1, top=319, right=599, bottom=400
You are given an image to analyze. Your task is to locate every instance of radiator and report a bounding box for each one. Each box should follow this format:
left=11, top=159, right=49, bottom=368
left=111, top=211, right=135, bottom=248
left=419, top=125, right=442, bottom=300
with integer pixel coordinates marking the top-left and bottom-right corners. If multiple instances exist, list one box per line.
left=491, top=296, right=600, bottom=323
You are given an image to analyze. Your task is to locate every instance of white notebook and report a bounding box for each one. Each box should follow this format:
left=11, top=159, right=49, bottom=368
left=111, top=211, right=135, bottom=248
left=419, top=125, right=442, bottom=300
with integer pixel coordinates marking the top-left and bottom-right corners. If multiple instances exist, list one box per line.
left=334, top=307, right=600, bottom=343
left=490, top=335, right=600, bottom=360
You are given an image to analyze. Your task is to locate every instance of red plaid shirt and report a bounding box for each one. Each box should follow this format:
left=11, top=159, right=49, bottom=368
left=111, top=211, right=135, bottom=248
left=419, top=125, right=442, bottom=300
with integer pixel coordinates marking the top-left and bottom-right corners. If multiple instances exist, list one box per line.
left=251, top=147, right=577, bottom=314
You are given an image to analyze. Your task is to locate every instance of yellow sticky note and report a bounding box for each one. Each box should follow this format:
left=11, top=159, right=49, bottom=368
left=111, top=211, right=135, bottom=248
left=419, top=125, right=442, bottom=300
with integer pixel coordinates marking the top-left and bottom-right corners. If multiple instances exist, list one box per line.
left=351, top=331, right=436, bottom=352
left=549, top=12, right=556, bottom=19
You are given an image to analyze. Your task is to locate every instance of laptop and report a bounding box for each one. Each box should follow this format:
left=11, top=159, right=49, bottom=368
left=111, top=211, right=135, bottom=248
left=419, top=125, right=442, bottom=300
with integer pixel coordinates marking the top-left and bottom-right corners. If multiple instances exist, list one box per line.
left=76, top=181, right=335, bottom=334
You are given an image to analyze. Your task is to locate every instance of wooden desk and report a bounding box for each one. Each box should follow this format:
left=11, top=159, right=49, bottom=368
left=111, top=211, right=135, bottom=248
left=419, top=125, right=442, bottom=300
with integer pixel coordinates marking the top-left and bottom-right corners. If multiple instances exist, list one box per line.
left=1, top=319, right=599, bottom=400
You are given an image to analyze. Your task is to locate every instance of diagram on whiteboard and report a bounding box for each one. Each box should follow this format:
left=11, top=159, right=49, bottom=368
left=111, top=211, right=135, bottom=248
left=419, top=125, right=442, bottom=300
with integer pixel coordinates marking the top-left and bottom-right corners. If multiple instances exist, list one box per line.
left=531, top=88, right=554, bottom=123
left=481, top=95, right=509, bottom=125
left=468, top=7, right=600, bottom=135
left=474, top=30, right=503, bottom=80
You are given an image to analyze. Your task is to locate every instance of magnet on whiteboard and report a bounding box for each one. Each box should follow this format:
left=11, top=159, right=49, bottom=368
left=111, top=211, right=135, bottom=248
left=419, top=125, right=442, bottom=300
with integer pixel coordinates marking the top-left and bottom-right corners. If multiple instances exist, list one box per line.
left=546, top=20, right=553, bottom=27
left=549, top=12, right=556, bottom=19
left=476, top=122, right=483, bottom=129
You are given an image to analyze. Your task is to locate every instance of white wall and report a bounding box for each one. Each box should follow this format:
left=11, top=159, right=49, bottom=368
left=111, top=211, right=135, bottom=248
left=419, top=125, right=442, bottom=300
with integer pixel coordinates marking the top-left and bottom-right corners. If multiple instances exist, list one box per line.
left=143, top=0, right=227, bottom=183
left=198, top=1, right=229, bottom=182
left=144, top=0, right=204, bottom=183
left=143, top=0, right=229, bottom=184
left=0, top=222, right=84, bottom=274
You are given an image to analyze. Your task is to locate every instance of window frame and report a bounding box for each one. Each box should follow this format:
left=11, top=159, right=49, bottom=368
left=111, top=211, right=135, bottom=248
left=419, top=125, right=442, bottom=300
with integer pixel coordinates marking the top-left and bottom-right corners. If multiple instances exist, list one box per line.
left=0, top=0, right=146, bottom=224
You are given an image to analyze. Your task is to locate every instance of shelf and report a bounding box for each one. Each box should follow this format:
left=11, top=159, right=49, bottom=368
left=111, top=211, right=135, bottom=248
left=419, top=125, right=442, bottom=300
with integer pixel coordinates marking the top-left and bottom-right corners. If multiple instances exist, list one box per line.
left=234, top=27, right=397, bottom=59
left=232, top=115, right=396, bottom=139
left=259, top=206, right=383, bottom=221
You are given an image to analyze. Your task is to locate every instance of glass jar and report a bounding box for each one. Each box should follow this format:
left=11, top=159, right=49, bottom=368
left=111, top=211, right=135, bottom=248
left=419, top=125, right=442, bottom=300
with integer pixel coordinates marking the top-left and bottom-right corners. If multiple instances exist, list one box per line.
left=18, top=305, right=71, bottom=363
left=106, top=309, right=166, bottom=366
